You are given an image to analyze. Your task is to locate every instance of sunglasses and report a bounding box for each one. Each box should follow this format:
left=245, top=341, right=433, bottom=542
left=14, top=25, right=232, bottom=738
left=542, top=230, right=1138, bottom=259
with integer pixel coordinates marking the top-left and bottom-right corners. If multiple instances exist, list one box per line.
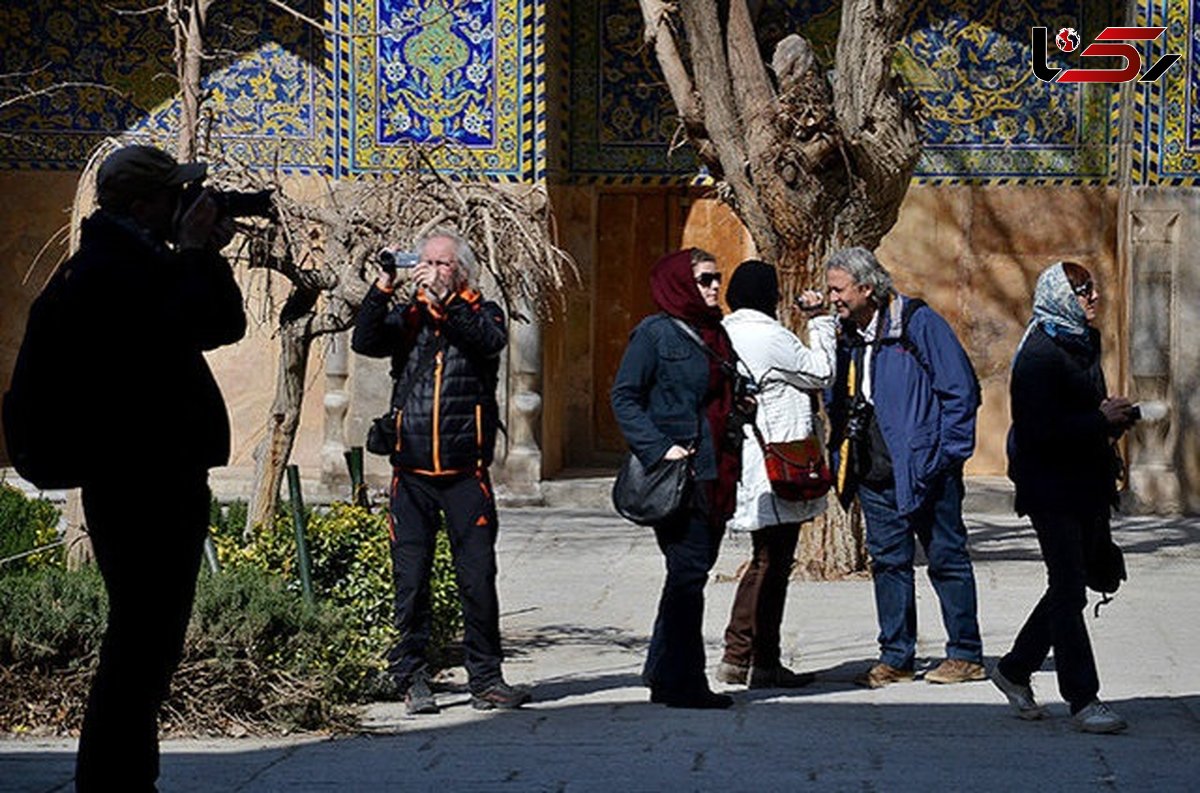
left=1071, top=280, right=1097, bottom=298
left=694, top=272, right=722, bottom=288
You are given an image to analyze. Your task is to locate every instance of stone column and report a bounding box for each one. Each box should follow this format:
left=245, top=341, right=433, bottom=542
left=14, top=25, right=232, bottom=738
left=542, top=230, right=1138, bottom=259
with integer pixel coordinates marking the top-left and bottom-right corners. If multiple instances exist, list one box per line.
left=501, top=306, right=544, bottom=504
left=1126, top=204, right=1181, bottom=512
left=321, top=331, right=351, bottom=493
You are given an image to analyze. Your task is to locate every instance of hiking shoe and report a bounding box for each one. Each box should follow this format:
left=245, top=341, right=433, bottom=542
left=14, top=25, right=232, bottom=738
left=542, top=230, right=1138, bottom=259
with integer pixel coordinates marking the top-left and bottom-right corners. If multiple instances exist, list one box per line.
left=748, top=665, right=816, bottom=689
left=471, top=681, right=532, bottom=711
left=989, top=666, right=1046, bottom=720
left=1072, top=700, right=1128, bottom=734
left=404, top=672, right=439, bottom=715
left=855, top=663, right=914, bottom=689
left=925, top=658, right=987, bottom=684
left=715, top=661, right=749, bottom=686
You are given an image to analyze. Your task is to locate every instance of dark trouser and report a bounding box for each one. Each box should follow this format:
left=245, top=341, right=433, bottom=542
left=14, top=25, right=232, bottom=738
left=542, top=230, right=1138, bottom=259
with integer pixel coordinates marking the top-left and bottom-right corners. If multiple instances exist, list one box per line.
left=998, top=510, right=1101, bottom=713
left=722, top=523, right=801, bottom=669
left=75, top=473, right=211, bottom=793
left=386, top=469, right=502, bottom=694
left=857, top=466, right=983, bottom=670
left=644, top=491, right=723, bottom=697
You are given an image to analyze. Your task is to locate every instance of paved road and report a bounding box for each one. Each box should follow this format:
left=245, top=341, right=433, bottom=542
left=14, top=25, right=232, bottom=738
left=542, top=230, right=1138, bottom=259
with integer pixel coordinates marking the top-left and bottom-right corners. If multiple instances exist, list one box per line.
left=3, top=509, right=1199, bottom=792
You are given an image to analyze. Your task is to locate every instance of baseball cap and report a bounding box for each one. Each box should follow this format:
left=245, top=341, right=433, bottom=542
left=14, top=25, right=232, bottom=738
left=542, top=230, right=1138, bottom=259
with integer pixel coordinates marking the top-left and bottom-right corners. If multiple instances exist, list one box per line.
left=96, top=145, right=207, bottom=209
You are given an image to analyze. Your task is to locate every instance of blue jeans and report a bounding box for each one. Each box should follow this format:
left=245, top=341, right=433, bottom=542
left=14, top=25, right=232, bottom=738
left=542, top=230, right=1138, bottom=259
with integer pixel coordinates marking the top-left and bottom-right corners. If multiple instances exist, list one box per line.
left=858, top=467, right=982, bottom=670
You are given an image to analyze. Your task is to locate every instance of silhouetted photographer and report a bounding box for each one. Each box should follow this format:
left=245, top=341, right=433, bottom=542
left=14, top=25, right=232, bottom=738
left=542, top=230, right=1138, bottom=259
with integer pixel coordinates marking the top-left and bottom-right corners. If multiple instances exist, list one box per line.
left=6, top=144, right=246, bottom=791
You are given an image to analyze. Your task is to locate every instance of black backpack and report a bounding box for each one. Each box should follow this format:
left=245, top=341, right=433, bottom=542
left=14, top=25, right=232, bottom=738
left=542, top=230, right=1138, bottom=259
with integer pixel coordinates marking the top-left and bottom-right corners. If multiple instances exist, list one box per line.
left=3, top=272, right=84, bottom=489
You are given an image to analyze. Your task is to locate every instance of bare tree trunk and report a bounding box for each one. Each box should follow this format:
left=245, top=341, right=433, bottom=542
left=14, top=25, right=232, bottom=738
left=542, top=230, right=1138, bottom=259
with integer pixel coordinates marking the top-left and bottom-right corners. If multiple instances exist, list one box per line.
left=245, top=318, right=314, bottom=536
left=63, top=491, right=94, bottom=570
left=171, top=0, right=210, bottom=161
left=639, top=0, right=920, bottom=578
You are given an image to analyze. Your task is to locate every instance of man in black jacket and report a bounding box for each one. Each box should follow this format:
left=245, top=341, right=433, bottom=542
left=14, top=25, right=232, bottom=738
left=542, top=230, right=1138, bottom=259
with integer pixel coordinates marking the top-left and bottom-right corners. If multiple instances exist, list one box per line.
left=352, top=229, right=528, bottom=714
left=26, top=145, right=246, bottom=791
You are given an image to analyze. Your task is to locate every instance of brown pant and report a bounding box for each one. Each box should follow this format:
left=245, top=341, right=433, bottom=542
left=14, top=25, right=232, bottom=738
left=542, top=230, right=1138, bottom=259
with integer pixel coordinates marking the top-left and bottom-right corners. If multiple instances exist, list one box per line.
left=722, top=523, right=801, bottom=668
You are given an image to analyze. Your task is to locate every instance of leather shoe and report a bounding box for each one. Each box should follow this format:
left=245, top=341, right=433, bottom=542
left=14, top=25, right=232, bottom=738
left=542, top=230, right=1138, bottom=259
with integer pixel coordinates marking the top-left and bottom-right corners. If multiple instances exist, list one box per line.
left=748, top=665, right=815, bottom=689
left=855, top=663, right=914, bottom=689
left=652, top=688, right=734, bottom=709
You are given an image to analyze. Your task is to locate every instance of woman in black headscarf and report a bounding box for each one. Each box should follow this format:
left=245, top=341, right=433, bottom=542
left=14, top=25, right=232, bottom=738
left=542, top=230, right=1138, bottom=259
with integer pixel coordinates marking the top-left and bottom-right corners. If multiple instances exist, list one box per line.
left=610, top=247, right=741, bottom=709
left=715, top=260, right=835, bottom=690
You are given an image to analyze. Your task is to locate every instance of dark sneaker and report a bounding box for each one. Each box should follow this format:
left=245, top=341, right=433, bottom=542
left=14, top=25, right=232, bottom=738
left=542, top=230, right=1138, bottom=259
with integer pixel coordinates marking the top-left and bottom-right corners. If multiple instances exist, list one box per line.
left=748, top=665, right=816, bottom=689
left=990, top=665, right=1046, bottom=720
left=855, top=663, right=915, bottom=689
left=471, top=681, right=532, bottom=711
left=924, top=658, right=987, bottom=684
left=715, top=661, right=749, bottom=686
left=404, top=672, right=439, bottom=715
left=1072, top=700, right=1128, bottom=734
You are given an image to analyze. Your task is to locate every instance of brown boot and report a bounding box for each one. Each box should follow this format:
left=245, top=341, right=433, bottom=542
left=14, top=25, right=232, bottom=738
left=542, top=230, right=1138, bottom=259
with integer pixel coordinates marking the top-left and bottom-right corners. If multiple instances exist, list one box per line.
left=855, top=663, right=915, bottom=689
left=924, top=658, right=986, bottom=684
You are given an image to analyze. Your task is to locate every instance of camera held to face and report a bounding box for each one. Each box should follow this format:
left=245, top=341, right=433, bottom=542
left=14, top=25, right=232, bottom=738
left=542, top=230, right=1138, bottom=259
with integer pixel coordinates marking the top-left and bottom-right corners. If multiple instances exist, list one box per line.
left=378, top=249, right=420, bottom=276
left=181, top=182, right=276, bottom=220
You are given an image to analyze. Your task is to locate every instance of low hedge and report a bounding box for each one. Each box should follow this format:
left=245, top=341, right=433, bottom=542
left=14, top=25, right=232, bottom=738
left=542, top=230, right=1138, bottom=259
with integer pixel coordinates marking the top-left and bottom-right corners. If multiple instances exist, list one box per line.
left=0, top=489, right=464, bottom=736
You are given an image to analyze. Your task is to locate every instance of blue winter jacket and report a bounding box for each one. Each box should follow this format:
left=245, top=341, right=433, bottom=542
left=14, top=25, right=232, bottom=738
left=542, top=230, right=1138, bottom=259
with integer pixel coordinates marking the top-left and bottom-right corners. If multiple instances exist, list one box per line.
left=827, top=295, right=980, bottom=515
left=610, top=314, right=717, bottom=481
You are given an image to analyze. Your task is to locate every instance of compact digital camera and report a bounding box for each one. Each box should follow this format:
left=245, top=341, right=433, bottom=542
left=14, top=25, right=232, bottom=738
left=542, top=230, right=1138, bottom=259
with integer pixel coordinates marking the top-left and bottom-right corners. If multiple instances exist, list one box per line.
left=378, top=250, right=420, bottom=275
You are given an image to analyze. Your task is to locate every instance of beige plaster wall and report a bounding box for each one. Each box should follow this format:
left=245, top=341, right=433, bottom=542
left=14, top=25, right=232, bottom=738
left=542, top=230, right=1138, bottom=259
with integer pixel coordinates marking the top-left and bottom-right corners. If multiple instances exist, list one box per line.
left=0, top=171, right=329, bottom=484
left=878, top=185, right=1120, bottom=476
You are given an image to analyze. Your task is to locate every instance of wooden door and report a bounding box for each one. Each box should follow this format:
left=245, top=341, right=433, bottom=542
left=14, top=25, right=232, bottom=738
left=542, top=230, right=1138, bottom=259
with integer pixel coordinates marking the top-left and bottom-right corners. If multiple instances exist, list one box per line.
left=593, top=192, right=678, bottom=453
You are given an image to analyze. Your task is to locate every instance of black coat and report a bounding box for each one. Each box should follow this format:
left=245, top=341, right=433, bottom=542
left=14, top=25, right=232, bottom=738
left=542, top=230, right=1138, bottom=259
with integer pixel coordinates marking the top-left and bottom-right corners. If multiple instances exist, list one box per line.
left=352, top=284, right=506, bottom=474
left=13, top=211, right=246, bottom=483
left=1007, top=325, right=1119, bottom=515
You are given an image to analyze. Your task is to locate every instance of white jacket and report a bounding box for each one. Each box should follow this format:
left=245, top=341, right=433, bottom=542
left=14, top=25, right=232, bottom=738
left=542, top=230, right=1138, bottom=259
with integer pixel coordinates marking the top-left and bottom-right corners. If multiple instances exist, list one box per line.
left=723, top=309, right=837, bottom=531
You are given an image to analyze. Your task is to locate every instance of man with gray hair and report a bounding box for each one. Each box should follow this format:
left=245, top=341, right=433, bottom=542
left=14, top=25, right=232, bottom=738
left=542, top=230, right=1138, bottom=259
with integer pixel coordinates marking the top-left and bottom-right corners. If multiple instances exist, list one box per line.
left=352, top=229, right=529, bottom=714
left=824, top=247, right=984, bottom=689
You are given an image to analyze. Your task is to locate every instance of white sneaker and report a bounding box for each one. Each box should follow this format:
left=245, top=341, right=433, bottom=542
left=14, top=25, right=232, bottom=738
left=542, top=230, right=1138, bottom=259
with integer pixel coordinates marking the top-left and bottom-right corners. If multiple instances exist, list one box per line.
left=1072, top=700, right=1128, bottom=734
left=989, top=666, right=1046, bottom=720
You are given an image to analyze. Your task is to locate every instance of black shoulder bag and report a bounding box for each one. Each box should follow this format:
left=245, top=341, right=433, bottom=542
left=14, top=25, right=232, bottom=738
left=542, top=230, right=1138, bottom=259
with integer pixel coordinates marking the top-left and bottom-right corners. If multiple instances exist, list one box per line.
left=611, top=450, right=695, bottom=526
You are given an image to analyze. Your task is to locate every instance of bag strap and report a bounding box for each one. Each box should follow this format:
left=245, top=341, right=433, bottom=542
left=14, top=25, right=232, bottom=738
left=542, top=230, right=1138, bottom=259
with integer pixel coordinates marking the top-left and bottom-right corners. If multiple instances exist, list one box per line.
left=668, top=316, right=752, bottom=385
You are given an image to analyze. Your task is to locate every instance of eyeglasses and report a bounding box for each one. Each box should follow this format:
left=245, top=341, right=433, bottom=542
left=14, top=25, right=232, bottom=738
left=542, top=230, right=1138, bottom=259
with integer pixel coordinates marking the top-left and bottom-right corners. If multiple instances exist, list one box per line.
left=694, top=272, right=722, bottom=288
left=1071, top=280, right=1097, bottom=298
left=420, top=259, right=458, bottom=268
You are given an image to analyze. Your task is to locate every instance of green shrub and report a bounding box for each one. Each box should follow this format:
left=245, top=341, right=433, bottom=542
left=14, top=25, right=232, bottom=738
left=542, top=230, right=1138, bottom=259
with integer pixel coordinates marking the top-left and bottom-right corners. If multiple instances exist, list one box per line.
left=209, top=502, right=463, bottom=689
left=0, top=565, right=106, bottom=669
left=0, top=497, right=465, bottom=736
left=0, top=482, right=63, bottom=573
left=0, top=565, right=364, bottom=735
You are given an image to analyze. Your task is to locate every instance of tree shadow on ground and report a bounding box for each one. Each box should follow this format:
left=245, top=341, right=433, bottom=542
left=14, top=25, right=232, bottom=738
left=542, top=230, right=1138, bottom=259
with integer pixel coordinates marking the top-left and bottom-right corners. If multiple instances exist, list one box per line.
left=962, top=515, right=1200, bottom=564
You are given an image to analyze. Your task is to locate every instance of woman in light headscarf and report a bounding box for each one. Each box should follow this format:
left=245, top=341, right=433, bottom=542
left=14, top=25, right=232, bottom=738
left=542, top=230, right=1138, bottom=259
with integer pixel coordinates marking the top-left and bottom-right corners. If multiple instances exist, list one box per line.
left=610, top=247, right=741, bottom=709
left=992, top=261, right=1135, bottom=733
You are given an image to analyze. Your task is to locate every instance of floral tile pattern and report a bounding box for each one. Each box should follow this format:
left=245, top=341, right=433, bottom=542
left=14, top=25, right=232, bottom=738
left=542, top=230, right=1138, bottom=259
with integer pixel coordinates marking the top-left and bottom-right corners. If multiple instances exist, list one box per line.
left=0, top=0, right=328, bottom=172
left=335, top=0, right=543, bottom=180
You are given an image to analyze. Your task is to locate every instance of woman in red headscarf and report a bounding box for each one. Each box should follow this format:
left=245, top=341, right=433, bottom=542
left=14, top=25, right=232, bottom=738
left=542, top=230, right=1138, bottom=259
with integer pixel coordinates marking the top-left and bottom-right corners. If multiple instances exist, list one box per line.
left=610, top=247, right=743, bottom=709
